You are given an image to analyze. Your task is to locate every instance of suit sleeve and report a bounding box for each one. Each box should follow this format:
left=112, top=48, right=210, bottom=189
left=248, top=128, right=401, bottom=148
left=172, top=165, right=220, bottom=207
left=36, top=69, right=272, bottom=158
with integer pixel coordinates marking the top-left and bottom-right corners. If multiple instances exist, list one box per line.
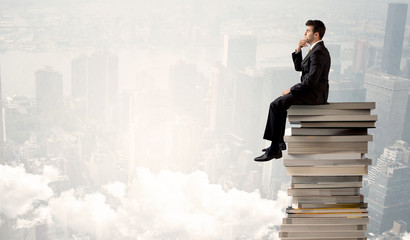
left=290, top=49, right=326, bottom=94
left=292, top=51, right=303, bottom=72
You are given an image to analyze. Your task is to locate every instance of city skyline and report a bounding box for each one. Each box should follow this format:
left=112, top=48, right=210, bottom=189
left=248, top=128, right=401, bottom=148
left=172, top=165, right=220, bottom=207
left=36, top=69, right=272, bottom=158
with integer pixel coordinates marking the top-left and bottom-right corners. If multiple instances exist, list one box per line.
left=1, top=1, right=410, bottom=239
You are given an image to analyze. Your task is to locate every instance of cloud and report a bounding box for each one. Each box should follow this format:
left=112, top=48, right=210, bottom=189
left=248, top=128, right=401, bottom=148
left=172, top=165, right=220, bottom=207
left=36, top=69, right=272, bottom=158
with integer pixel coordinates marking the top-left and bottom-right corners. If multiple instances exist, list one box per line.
left=46, top=168, right=288, bottom=239
left=113, top=168, right=288, bottom=239
left=48, top=190, right=117, bottom=239
left=0, top=164, right=54, bottom=219
left=403, top=233, right=410, bottom=240
left=2, top=165, right=288, bottom=239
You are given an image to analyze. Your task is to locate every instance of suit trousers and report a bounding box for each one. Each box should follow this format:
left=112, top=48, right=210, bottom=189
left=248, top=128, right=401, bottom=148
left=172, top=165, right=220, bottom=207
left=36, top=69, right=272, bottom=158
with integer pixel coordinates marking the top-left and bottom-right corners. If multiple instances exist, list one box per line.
left=263, top=93, right=304, bottom=149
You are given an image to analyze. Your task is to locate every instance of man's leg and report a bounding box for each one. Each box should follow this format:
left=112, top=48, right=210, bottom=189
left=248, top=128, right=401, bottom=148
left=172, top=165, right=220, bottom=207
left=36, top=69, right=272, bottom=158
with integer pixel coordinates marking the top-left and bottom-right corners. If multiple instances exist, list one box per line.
left=263, top=94, right=304, bottom=146
left=256, top=93, right=304, bottom=161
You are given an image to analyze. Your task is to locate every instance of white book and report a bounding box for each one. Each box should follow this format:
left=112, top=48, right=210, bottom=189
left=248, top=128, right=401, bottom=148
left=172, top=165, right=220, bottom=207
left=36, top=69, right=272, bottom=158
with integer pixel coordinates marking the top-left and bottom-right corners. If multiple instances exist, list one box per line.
left=284, top=135, right=373, bottom=143
left=286, top=166, right=368, bottom=176
left=280, top=224, right=367, bottom=232
left=288, top=102, right=375, bottom=110
left=283, top=158, right=372, bottom=167
left=291, top=128, right=368, bottom=136
left=284, top=153, right=363, bottom=160
left=282, top=217, right=369, bottom=225
left=289, top=115, right=377, bottom=123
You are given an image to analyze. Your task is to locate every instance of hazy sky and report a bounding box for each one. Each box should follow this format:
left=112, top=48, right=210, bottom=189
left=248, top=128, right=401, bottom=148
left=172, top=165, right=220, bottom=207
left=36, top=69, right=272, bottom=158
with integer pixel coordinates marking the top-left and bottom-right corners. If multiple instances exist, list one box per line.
left=1, top=1, right=410, bottom=239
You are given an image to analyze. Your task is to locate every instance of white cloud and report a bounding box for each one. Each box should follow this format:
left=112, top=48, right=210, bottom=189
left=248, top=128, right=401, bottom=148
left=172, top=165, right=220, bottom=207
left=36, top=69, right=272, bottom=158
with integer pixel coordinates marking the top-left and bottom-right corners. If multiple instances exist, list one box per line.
left=48, top=190, right=117, bottom=240
left=102, top=181, right=126, bottom=199
left=15, top=206, right=51, bottom=229
left=403, top=232, right=410, bottom=240
left=3, top=166, right=288, bottom=239
left=0, top=164, right=54, bottom=219
left=113, top=168, right=287, bottom=239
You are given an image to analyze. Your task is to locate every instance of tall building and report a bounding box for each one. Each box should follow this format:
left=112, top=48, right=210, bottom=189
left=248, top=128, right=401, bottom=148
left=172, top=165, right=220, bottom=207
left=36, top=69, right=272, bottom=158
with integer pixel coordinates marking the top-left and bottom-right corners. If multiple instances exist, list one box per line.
left=367, top=141, right=410, bottom=235
left=381, top=3, right=408, bottom=75
left=169, top=61, right=207, bottom=121
left=209, top=62, right=234, bottom=134
left=86, top=52, right=119, bottom=123
left=35, top=67, right=63, bottom=112
left=223, top=34, right=257, bottom=71
left=364, top=72, right=410, bottom=156
left=0, top=66, right=4, bottom=163
left=353, top=39, right=369, bottom=74
left=327, top=44, right=341, bottom=81
left=71, top=55, right=88, bottom=98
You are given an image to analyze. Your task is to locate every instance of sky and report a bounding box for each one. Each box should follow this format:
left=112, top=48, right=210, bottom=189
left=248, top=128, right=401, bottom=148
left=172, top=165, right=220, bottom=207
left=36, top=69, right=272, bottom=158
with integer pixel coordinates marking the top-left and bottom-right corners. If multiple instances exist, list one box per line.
left=1, top=0, right=410, bottom=239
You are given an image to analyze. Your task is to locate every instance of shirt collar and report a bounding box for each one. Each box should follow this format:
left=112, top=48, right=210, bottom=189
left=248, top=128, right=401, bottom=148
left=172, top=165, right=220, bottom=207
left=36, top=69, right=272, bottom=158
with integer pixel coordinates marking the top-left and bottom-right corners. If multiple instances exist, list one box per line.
left=310, top=40, right=323, bottom=51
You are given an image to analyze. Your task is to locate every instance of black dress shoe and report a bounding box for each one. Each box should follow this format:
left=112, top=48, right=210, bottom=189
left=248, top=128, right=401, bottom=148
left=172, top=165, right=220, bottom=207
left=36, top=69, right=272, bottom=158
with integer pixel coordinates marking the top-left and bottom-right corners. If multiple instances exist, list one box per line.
left=254, top=149, right=282, bottom=162
left=262, top=142, right=287, bottom=152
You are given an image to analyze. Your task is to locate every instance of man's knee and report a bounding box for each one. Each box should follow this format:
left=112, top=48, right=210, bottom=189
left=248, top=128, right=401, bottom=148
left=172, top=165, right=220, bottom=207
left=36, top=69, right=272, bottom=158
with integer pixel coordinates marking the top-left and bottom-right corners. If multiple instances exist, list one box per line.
left=270, top=96, right=284, bottom=110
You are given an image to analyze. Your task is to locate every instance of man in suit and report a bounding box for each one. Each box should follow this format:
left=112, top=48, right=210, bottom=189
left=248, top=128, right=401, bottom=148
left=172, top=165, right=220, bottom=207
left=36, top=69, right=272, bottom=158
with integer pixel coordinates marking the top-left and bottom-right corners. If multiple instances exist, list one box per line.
left=254, top=20, right=331, bottom=162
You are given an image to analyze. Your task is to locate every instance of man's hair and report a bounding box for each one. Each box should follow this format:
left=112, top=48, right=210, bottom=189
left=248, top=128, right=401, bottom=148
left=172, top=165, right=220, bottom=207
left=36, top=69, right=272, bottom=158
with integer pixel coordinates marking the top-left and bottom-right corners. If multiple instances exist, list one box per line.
left=306, top=20, right=326, bottom=39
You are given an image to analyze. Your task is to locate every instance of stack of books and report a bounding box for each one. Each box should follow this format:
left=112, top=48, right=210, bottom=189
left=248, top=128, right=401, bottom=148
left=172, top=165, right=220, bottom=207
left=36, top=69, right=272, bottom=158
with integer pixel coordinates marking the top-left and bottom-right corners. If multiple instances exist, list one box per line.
left=279, top=102, right=376, bottom=240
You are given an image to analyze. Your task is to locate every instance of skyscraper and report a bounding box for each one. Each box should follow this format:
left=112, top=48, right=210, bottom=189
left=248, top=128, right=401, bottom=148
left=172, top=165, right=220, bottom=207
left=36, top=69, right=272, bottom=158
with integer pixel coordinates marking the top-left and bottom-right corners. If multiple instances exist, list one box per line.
left=86, top=52, right=118, bottom=123
left=367, top=141, right=410, bottom=235
left=35, top=67, right=63, bottom=112
left=353, top=39, right=369, bottom=74
left=71, top=55, right=88, bottom=98
left=364, top=72, right=410, bottom=156
left=223, top=34, right=257, bottom=71
left=381, top=3, right=408, bottom=75
left=0, top=66, right=4, bottom=163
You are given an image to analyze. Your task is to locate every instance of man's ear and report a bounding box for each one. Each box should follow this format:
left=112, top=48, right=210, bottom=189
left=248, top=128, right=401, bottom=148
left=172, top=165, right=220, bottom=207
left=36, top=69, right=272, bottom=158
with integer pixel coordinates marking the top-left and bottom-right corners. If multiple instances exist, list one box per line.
left=314, top=32, right=320, bottom=39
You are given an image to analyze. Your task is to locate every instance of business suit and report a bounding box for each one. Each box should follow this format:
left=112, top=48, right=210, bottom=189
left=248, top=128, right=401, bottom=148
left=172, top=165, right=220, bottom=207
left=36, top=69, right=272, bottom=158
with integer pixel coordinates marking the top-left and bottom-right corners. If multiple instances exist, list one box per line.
left=263, top=41, right=331, bottom=148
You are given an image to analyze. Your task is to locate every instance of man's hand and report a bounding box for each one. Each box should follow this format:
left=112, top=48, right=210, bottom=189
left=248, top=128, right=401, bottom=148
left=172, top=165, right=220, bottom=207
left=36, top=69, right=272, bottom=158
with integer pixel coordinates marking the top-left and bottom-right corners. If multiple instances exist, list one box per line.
left=282, top=89, right=291, bottom=96
left=296, top=39, right=308, bottom=52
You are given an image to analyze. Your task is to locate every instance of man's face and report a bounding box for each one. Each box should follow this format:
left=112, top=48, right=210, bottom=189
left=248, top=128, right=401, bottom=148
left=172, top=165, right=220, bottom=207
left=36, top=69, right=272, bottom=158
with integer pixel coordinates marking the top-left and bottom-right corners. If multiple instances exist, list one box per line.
left=304, top=25, right=316, bottom=45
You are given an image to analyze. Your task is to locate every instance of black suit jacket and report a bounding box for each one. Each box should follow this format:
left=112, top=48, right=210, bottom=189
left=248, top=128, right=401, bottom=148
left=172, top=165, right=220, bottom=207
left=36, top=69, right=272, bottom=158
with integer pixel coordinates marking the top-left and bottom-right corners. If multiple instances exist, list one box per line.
left=290, top=41, right=331, bottom=104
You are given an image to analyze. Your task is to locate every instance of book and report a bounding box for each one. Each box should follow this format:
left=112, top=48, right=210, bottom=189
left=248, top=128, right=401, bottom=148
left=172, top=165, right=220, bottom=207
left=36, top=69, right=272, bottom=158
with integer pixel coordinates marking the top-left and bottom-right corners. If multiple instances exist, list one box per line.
left=300, top=121, right=375, bottom=128
left=288, top=109, right=370, bottom=116
left=286, top=166, right=368, bottom=176
left=283, top=158, right=372, bottom=167
left=286, top=207, right=366, bottom=214
left=278, top=238, right=367, bottom=240
left=287, top=188, right=360, bottom=197
left=295, top=203, right=368, bottom=209
left=288, top=146, right=368, bottom=155
left=289, top=115, right=377, bottom=124
left=284, top=135, right=373, bottom=143
left=291, top=128, right=368, bottom=136
left=291, top=176, right=362, bottom=184
left=280, top=224, right=367, bottom=231
left=282, top=217, right=369, bottom=225
left=292, top=195, right=364, bottom=204
left=287, top=212, right=369, bottom=218
left=291, top=182, right=363, bottom=188
left=279, top=231, right=366, bottom=238
left=284, top=153, right=364, bottom=160
left=288, top=102, right=375, bottom=110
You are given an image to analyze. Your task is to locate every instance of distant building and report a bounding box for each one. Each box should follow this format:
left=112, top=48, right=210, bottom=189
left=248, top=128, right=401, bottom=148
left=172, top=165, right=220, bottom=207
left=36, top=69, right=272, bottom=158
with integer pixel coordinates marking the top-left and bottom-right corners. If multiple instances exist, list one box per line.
left=0, top=67, right=4, bottom=163
left=71, top=55, right=88, bottom=98
left=381, top=3, right=408, bottom=75
left=223, top=34, right=257, bottom=71
left=364, top=72, right=410, bottom=156
left=367, top=140, right=410, bottom=235
left=209, top=62, right=234, bottom=134
left=353, top=39, right=369, bottom=74
left=35, top=67, right=63, bottom=112
left=169, top=61, right=207, bottom=120
left=327, top=44, right=341, bottom=81
left=86, top=52, right=119, bottom=123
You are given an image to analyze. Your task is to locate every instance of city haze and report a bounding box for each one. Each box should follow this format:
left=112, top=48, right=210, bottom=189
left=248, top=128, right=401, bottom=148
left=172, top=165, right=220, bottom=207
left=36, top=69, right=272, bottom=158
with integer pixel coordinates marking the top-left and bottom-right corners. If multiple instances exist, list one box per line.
left=1, top=0, right=410, bottom=239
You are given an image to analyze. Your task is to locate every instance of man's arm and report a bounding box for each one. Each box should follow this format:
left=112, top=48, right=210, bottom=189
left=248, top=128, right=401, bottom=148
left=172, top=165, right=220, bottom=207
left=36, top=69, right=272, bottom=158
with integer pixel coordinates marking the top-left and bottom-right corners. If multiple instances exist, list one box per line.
left=290, top=49, right=326, bottom=94
left=292, top=39, right=308, bottom=72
